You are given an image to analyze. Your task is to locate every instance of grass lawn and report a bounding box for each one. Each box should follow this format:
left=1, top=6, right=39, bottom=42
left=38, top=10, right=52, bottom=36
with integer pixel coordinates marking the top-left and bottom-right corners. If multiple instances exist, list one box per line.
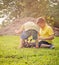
left=0, top=36, right=59, bottom=65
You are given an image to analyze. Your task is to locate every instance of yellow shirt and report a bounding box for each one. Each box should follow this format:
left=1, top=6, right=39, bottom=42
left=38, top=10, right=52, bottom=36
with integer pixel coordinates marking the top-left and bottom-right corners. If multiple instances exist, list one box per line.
left=21, top=21, right=39, bottom=32
left=39, top=24, right=54, bottom=43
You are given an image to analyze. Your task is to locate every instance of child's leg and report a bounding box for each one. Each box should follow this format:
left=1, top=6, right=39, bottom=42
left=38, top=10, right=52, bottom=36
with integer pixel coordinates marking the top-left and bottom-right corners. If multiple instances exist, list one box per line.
left=35, top=39, right=39, bottom=48
left=40, top=43, right=55, bottom=49
left=32, top=30, right=39, bottom=48
left=18, top=38, right=25, bottom=48
left=40, top=44, right=51, bottom=48
left=39, top=41, right=54, bottom=48
left=20, top=31, right=30, bottom=48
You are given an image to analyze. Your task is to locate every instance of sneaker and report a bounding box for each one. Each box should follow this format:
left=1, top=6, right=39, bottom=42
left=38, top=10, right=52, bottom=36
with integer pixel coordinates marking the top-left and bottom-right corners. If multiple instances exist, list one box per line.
left=50, top=45, right=55, bottom=49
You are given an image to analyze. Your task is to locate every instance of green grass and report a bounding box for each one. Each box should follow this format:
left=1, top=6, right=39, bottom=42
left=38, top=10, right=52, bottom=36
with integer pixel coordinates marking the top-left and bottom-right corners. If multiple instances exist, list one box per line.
left=0, top=36, right=59, bottom=65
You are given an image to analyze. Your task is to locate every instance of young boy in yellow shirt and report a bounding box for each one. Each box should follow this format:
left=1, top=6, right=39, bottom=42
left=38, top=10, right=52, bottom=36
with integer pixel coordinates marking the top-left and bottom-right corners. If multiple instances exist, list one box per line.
left=37, top=17, right=55, bottom=49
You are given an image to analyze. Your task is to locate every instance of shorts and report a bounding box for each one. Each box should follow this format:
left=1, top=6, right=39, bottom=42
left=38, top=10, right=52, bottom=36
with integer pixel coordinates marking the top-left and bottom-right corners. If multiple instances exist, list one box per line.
left=39, top=41, right=52, bottom=47
left=21, top=30, right=38, bottom=40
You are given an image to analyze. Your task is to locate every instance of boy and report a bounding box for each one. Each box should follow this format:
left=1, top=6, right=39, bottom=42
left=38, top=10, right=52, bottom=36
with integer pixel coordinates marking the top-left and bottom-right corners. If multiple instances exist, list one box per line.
left=37, top=17, right=55, bottom=49
left=15, top=21, right=39, bottom=48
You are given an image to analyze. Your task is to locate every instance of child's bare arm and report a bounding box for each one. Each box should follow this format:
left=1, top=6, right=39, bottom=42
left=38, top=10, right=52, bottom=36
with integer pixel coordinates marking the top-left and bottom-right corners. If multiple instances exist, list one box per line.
left=15, top=25, right=24, bottom=34
left=38, top=34, right=54, bottom=41
left=15, top=29, right=22, bottom=34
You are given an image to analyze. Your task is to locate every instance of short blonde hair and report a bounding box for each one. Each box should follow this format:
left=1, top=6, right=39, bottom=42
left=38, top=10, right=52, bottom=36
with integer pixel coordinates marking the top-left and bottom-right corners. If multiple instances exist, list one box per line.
left=37, top=17, right=45, bottom=24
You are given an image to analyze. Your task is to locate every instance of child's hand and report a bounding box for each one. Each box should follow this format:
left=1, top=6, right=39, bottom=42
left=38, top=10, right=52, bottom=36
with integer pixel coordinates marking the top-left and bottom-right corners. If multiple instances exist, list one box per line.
left=38, top=36, right=45, bottom=40
left=15, top=30, right=18, bottom=34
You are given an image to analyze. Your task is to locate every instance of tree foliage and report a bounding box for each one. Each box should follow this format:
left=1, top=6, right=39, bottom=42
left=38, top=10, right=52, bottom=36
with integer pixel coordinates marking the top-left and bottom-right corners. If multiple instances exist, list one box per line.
left=0, top=0, right=59, bottom=27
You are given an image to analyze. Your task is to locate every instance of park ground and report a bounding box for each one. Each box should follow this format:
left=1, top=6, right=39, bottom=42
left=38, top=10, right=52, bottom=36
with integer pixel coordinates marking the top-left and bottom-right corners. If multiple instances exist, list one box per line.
left=0, top=36, right=59, bottom=65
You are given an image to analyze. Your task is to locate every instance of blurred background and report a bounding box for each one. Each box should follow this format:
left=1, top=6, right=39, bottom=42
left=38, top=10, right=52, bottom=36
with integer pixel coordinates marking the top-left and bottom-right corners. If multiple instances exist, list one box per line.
left=0, top=0, right=59, bottom=36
